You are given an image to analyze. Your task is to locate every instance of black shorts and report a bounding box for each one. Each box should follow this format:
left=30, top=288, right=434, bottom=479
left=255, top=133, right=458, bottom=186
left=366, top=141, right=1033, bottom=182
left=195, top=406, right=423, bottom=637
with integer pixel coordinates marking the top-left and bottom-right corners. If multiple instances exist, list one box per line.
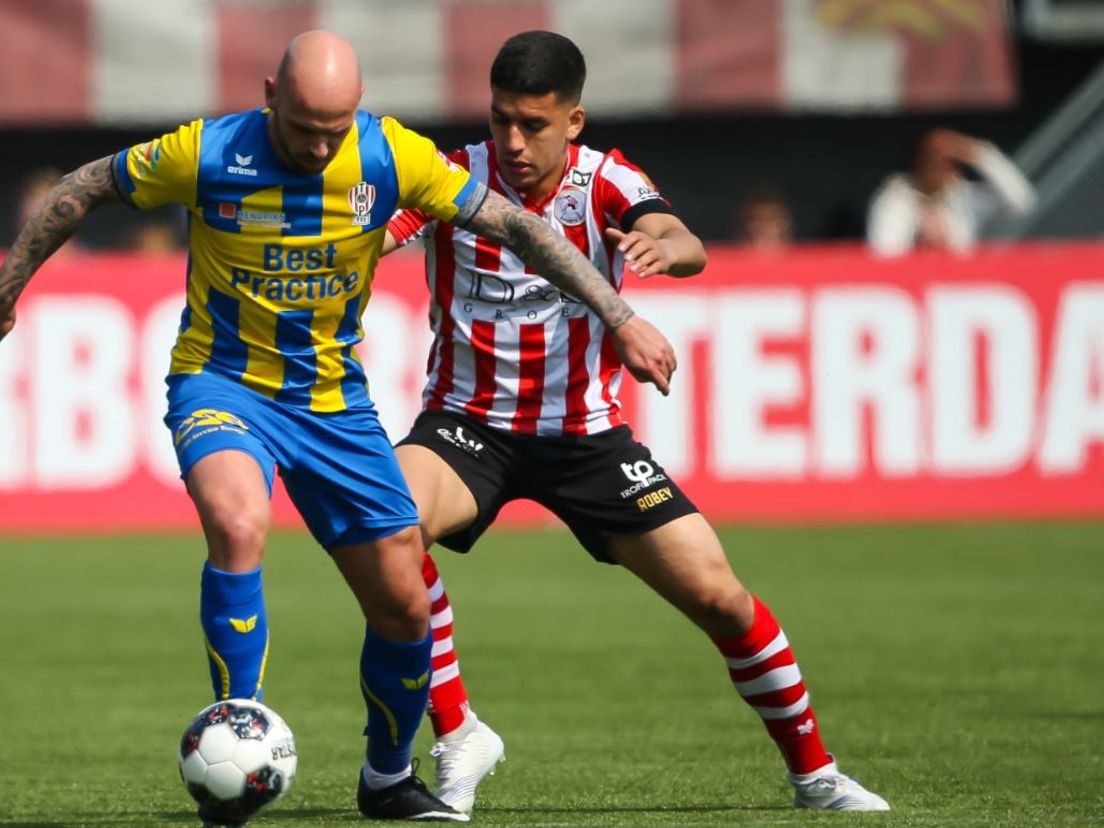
left=397, top=410, right=698, bottom=563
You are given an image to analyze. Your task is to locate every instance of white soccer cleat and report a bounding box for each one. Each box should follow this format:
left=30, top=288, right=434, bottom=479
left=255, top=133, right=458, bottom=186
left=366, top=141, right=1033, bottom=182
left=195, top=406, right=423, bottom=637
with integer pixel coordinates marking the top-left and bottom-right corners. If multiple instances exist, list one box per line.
left=788, top=761, right=890, bottom=811
left=430, top=714, right=505, bottom=815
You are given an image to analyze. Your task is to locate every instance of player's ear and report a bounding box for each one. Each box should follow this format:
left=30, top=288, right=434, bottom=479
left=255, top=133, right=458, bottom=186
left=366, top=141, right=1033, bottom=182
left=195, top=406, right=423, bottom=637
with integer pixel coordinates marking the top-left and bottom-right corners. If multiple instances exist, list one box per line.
left=567, top=105, right=585, bottom=141
left=264, top=76, right=278, bottom=110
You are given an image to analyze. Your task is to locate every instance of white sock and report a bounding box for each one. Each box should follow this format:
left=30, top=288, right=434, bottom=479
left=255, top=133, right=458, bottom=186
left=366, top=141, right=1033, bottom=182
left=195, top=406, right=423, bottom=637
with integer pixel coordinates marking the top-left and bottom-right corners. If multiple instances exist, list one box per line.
left=361, top=762, right=412, bottom=791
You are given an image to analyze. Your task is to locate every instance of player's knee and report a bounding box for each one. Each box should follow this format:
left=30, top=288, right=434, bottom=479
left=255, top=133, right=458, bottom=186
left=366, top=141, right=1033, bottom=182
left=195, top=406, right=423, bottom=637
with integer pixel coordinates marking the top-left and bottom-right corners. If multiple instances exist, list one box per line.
left=368, top=585, right=430, bottom=641
left=366, top=527, right=432, bottom=637
left=691, top=580, right=755, bottom=638
left=397, top=584, right=432, bottom=628
left=205, top=509, right=268, bottom=570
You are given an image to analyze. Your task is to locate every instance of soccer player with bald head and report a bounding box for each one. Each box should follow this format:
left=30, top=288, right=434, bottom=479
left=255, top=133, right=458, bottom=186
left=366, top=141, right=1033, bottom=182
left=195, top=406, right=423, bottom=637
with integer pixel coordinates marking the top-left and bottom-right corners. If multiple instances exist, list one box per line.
left=0, top=30, right=676, bottom=823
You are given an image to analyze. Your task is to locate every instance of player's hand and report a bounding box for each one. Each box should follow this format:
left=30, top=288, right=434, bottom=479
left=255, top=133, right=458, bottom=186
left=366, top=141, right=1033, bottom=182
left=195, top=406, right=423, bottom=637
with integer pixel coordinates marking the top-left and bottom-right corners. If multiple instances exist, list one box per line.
left=605, top=227, right=675, bottom=278
left=609, top=314, right=676, bottom=396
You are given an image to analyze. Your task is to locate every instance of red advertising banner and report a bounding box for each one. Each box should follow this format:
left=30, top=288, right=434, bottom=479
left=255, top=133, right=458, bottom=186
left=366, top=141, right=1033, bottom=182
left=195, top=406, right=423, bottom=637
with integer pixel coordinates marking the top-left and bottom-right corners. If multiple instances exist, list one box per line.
left=2, top=243, right=1103, bottom=533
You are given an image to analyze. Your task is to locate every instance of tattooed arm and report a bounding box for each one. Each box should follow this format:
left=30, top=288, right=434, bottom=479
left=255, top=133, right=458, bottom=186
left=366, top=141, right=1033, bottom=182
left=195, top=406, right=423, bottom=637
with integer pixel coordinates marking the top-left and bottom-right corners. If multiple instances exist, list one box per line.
left=0, top=156, right=120, bottom=340
left=463, top=189, right=635, bottom=328
left=455, top=188, right=677, bottom=394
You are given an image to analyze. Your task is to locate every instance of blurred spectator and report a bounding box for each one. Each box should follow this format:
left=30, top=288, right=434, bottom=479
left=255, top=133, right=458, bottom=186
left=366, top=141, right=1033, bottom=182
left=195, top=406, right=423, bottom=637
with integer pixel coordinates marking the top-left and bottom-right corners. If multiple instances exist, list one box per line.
left=866, top=128, right=1036, bottom=257
left=732, top=187, right=793, bottom=253
left=13, top=167, right=85, bottom=258
left=128, top=216, right=186, bottom=255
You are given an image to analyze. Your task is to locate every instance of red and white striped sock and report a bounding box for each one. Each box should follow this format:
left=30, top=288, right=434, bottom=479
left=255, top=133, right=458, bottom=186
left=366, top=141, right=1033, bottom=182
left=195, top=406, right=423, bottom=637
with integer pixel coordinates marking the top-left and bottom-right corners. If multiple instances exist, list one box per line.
left=714, top=595, right=832, bottom=775
left=422, top=552, right=470, bottom=738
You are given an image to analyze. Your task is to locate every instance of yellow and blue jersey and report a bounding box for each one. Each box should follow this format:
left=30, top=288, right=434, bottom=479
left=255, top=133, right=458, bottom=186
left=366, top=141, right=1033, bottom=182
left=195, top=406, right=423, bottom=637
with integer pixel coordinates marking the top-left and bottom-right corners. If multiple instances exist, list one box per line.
left=113, top=108, right=481, bottom=412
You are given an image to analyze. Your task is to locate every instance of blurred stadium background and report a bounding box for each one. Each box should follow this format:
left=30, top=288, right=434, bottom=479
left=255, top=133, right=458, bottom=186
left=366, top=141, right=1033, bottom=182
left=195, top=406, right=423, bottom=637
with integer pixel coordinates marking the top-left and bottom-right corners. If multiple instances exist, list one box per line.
left=1, top=1, right=1103, bottom=825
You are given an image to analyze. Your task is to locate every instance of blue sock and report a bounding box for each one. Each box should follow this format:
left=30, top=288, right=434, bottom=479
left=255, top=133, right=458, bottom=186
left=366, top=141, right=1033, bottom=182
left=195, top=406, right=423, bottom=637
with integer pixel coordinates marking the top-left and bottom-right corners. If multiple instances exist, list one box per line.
left=200, top=563, right=269, bottom=701
left=360, top=625, right=433, bottom=774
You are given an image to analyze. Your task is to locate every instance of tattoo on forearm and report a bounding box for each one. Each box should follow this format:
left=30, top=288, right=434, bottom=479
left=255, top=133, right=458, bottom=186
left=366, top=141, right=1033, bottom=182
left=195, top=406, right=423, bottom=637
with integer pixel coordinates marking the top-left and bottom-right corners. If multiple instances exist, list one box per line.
left=465, top=191, right=635, bottom=328
left=0, top=156, right=118, bottom=308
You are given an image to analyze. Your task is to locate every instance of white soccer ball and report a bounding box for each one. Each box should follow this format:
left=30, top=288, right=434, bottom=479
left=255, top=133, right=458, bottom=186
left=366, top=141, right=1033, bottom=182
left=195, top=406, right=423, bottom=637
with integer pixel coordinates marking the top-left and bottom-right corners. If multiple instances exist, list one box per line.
left=178, top=699, right=297, bottom=825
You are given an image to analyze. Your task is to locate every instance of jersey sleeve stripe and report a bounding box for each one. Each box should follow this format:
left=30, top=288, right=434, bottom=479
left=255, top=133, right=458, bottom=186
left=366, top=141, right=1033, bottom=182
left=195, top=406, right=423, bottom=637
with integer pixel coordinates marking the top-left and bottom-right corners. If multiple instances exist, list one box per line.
left=112, top=150, right=138, bottom=202
left=597, top=149, right=674, bottom=230
left=388, top=208, right=432, bottom=244
left=451, top=177, right=486, bottom=227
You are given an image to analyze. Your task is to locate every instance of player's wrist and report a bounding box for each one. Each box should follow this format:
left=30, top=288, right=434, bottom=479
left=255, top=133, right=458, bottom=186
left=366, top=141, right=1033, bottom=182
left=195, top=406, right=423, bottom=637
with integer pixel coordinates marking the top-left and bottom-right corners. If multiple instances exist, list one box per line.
left=608, top=308, right=636, bottom=331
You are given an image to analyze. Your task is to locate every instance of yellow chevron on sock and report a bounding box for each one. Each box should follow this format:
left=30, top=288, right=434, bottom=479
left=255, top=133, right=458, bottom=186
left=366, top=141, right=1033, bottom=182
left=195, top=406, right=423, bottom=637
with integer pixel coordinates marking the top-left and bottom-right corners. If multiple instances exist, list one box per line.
left=229, top=615, right=258, bottom=633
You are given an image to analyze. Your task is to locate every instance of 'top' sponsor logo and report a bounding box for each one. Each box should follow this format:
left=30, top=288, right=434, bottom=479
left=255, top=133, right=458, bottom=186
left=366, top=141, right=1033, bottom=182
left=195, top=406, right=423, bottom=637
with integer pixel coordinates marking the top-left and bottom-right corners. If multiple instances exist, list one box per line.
left=619, top=459, right=668, bottom=498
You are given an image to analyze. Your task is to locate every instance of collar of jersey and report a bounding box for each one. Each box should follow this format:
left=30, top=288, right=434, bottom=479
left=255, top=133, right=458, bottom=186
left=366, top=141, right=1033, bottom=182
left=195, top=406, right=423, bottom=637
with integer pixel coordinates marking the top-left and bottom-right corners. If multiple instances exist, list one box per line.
left=494, top=143, right=579, bottom=214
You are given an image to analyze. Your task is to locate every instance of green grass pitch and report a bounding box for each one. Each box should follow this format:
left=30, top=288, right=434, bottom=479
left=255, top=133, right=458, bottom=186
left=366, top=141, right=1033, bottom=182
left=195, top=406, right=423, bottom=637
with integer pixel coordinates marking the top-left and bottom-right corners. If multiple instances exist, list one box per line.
left=1, top=523, right=1102, bottom=826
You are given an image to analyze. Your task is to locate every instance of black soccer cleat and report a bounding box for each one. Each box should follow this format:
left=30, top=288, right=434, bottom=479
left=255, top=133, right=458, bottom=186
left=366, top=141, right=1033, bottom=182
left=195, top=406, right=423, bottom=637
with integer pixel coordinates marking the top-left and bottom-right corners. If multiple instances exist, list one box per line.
left=357, top=766, right=470, bottom=822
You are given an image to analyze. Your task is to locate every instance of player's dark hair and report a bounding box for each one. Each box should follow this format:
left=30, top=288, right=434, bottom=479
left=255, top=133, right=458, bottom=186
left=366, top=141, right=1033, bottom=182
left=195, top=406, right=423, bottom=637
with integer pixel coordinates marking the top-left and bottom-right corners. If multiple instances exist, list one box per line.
left=490, top=31, right=586, bottom=103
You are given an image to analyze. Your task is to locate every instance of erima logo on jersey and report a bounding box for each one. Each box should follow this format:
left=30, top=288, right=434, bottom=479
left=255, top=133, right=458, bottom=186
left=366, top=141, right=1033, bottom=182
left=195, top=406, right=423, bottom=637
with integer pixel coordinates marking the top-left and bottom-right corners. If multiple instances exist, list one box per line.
left=227, top=152, right=258, bottom=177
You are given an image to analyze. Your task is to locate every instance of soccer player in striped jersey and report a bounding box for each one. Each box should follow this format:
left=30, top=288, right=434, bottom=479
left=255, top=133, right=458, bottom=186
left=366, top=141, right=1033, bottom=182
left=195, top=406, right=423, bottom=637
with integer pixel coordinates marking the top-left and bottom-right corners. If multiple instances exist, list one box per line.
left=0, top=31, right=676, bottom=824
left=387, top=31, right=890, bottom=813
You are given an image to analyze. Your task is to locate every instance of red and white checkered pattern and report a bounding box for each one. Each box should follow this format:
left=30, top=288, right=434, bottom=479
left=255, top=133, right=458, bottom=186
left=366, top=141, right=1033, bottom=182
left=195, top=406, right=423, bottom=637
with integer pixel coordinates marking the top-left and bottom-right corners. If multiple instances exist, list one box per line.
left=0, top=0, right=1014, bottom=125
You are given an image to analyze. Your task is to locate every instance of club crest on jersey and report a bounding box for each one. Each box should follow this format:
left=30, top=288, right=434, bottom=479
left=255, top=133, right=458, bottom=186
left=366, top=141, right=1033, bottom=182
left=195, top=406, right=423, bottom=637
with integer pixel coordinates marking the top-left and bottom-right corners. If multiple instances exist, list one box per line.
left=349, top=181, right=376, bottom=226
left=554, top=187, right=587, bottom=226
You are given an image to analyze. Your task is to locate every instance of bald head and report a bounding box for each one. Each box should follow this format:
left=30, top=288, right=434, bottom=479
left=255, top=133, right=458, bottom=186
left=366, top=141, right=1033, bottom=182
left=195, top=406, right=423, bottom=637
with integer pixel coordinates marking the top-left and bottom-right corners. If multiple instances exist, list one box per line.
left=276, top=31, right=363, bottom=115
left=265, top=31, right=364, bottom=174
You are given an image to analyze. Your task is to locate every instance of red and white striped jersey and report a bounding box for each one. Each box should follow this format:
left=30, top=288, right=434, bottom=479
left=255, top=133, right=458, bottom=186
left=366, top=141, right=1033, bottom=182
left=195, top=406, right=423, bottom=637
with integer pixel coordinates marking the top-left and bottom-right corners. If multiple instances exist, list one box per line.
left=389, top=140, right=675, bottom=436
